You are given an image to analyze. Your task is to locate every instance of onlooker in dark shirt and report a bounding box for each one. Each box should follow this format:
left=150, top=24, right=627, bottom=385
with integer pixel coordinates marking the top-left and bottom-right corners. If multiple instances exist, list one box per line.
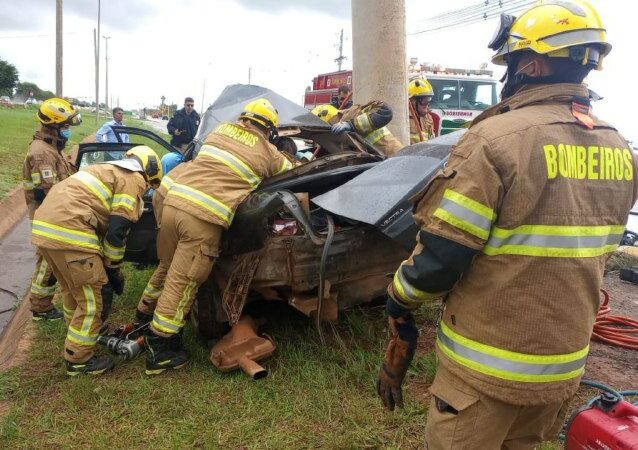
left=167, top=97, right=200, bottom=150
left=331, top=85, right=353, bottom=110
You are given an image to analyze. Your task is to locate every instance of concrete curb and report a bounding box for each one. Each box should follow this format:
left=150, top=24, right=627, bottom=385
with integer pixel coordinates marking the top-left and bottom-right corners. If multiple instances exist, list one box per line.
left=0, top=184, right=31, bottom=372
left=0, top=185, right=27, bottom=241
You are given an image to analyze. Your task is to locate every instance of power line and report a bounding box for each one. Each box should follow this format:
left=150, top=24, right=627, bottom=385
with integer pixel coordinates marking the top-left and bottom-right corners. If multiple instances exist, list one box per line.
left=408, top=0, right=535, bottom=35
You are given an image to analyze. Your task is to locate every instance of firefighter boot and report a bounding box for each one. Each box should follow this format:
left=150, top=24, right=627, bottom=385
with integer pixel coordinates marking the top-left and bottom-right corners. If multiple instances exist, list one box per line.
left=65, top=355, right=114, bottom=376
left=32, top=307, right=63, bottom=321
left=128, top=309, right=153, bottom=339
left=145, top=329, right=189, bottom=375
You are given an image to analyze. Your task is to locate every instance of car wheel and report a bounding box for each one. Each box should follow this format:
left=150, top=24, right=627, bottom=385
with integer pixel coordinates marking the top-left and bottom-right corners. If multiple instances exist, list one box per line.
left=190, top=276, right=229, bottom=339
left=622, top=232, right=637, bottom=247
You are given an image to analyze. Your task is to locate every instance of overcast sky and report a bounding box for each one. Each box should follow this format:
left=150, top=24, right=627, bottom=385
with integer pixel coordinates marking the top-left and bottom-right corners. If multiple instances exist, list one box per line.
left=1, top=0, right=635, bottom=142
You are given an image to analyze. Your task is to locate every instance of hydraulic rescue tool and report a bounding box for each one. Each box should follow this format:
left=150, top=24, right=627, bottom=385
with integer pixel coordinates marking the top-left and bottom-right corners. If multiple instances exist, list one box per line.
left=563, top=380, right=638, bottom=449
left=96, top=323, right=148, bottom=360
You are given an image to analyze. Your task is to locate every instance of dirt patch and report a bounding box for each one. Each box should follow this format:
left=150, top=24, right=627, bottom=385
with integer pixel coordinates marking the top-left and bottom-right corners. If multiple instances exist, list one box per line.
left=0, top=185, right=26, bottom=241
left=0, top=294, right=35, bottom=372
left=583, top=272, right=638, bottom=390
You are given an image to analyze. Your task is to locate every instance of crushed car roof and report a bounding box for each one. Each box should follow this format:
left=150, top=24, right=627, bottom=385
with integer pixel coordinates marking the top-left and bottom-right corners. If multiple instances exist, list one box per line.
left=195, top=84, right=330, bottom=143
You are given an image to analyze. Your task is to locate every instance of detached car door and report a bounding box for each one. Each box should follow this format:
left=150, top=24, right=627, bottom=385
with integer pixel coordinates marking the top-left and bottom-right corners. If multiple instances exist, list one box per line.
left=75, top=127, right=176, bottom=265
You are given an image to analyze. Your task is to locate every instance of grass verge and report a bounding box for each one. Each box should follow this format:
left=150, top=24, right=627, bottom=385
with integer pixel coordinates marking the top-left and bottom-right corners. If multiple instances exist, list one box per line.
left=0, top=264, right=437, bottom=448
left=0, top=107, right=169, bottom=200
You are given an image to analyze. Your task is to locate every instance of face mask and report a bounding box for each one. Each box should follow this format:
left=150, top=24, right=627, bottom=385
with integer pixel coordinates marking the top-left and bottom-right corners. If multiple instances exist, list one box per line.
left=59, top=128, right=71, bottom=140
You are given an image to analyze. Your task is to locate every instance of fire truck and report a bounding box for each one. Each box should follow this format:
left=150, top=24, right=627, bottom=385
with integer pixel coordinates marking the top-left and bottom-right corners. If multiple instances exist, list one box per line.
left=303, top=59, right=499, bottom=136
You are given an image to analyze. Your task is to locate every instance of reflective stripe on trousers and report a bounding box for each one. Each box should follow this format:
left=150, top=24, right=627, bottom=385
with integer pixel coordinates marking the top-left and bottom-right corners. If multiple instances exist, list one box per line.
left=66, top=285, right=98, bottom=346
left=437, top=321, right=588, bottom=383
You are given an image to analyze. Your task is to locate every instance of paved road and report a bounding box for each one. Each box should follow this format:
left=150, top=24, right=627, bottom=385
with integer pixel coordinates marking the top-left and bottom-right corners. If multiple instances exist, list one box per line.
left=144, top=118, right=169, bottom=135
left=0, top=218, right=34, bottom=336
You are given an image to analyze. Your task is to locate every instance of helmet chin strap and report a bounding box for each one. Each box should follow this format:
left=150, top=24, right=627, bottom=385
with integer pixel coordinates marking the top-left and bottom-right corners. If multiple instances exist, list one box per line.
left=501, top=58, right=590, bottom=98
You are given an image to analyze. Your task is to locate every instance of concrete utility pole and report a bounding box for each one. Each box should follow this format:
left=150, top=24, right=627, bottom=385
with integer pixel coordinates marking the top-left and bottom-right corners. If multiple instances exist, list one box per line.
left=351, top=0, right=409, bottom=145
left=335, top=29, right=347, bottom=71
left=55, top=0, right=63, bottom=97
left=103, top=35, right=111, bottom=112
left=94, top=0, right=101, bottom=124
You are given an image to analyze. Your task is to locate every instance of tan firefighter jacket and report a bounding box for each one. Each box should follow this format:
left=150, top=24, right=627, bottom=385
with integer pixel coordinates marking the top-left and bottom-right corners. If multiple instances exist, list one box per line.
left=32, top=163, right=147, bottom=267
left=163, top=121, right=293, bottom=229
left=409, top=111, right=435, bottom=144
left=23, top=127, right=76, bottom=219
left=339, top=101, right=405, bottom=156
left=152, top=161, right=190, bottom=226
left=391, top=83, right=638, bottom=405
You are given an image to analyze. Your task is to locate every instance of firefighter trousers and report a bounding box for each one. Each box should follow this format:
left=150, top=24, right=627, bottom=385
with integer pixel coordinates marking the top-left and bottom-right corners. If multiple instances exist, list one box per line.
left=150, top=205, right=221, bottom=338
left=424, top=365, right=570, bottom=450
left=39, top=248, right=108, bottom=363
left=29, top=248, right=58, bottom=313
left=137, top=262, right=168, bottom=316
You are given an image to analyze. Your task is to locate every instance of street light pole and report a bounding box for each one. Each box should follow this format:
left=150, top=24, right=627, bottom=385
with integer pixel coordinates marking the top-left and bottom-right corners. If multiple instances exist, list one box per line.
left=55, top=0, right=63, bottom=97
left=103, top=35, right=111, bottom=113
left=94, top=0, right=101, bottom=124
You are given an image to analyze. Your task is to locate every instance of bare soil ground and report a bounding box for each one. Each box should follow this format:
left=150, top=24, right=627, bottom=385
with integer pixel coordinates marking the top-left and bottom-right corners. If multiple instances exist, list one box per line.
left=583, top=271, right=638, bottom=390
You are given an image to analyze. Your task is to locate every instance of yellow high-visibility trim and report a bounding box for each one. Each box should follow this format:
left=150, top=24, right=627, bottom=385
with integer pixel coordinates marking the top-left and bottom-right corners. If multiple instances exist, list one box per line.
left=31, top=220, right=101, bottom=251
left=143, top=283, right=162, bottom=300
left=152, top=311, right=182, bottom=334
left=103, top=241, right=125, bottom=261
left=275, top=157, right=293, bottom=175
left=199, top=145, right=262, bottom=188
left=442, top=189, right=495, bottom=221
left=112, top=193, right=136, bottom=212
left=392, top=268, right=442, bottom=306
left=175, top=281, right=197, bottom=322
left=167, top=183, right=233, bottom=225
left=31, top=172, right=42, bottom=186
left=73, top=171, right=113, bottom=210
left=490, top=224, right=626, bottom=239
left=437, top=340, right=585, bottom=383
left=433, top=208, right=490, bottom=240
left=441, top=321, right=589, bottom=364
left=23, top=180, right=34, bottom=190
left=483, top=244, right=619, bottom=258
left=365, top=127, right=390, bottom=145
left=80, top=285, right=96, bottom=335
left=354, top=113, right=373, bottom=134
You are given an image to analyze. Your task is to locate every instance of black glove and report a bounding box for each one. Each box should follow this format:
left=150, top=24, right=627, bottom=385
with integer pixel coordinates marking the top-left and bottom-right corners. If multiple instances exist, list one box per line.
left=105, top=267, right=125, bottom=295
left=33, top=188, right=46, bottom=203
left=377, top=313, right=418, bottom=411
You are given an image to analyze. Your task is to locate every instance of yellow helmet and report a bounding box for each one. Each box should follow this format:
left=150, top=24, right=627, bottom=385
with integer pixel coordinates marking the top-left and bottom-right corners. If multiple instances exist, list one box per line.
left=408, top=78, right=434, bottom=99
left=489, top=1, right=611, bottom=69
left=239, top=98, right=279, bottom=130
left=38, top=97, right=82, bottom=127
left=125, top=145, right=162, bottom=187
left=311, top=104, right=340, bottom=124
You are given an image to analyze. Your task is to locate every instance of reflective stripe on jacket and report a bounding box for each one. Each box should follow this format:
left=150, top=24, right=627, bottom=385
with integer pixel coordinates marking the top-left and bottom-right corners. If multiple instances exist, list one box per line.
left=391, top=83, right=638, bottom=404
left=341, top=101, right=405, bottom=156
left=31, top=163, right=147, bottom=257
left=22, top=127, right=76, bottom=219
left=163, top=121, right=293, bottom=228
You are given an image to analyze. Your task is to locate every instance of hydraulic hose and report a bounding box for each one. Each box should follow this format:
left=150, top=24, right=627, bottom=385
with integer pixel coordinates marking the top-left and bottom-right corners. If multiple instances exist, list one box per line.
left=591, top=289, right=638, bottom=350
left=316, top=214, right=335, bottom=345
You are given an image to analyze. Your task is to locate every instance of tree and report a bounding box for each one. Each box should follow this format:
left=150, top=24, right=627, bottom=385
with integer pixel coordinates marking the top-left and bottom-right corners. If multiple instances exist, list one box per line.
left=15, top=82, right=54, bottom=101
left=0, top=58, right=19, bottom=96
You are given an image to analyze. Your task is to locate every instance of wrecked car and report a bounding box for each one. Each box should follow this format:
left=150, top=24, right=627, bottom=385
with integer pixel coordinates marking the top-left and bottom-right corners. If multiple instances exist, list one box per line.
left=75, top=84, right=460, bottom=375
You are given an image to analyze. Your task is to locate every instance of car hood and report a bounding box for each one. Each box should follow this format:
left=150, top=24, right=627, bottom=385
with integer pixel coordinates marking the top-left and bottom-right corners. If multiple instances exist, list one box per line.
left=195, top=84, right=329, bottom=144
left=312, top=131, right=464, bottom=250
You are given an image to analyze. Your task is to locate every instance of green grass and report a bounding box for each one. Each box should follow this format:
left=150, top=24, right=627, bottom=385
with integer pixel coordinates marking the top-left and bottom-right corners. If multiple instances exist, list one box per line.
left=0, top=107, right=169, bottom=200
left=0, top=264, right=437, bottom=448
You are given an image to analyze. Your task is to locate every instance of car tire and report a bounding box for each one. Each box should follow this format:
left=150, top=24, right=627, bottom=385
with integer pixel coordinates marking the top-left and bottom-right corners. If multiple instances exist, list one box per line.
left=190, top=276, right=229, bottom=339
left=622, top=231, right=637, bottom=247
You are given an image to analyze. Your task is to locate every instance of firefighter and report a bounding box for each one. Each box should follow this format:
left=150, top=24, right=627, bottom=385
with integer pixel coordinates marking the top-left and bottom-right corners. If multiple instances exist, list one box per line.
left=376, top=2, right=637, bottom=448
left=144, top=98, right=293, bottom=375
left=408, top=77, right=437, bottom=144
left=23, top=98, right=81, bottom=321
left=131, top=161, right=191, bottom=329
left=31, top=146, right=162, bottom=375
left=313, top=102, right=405, bottom=156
